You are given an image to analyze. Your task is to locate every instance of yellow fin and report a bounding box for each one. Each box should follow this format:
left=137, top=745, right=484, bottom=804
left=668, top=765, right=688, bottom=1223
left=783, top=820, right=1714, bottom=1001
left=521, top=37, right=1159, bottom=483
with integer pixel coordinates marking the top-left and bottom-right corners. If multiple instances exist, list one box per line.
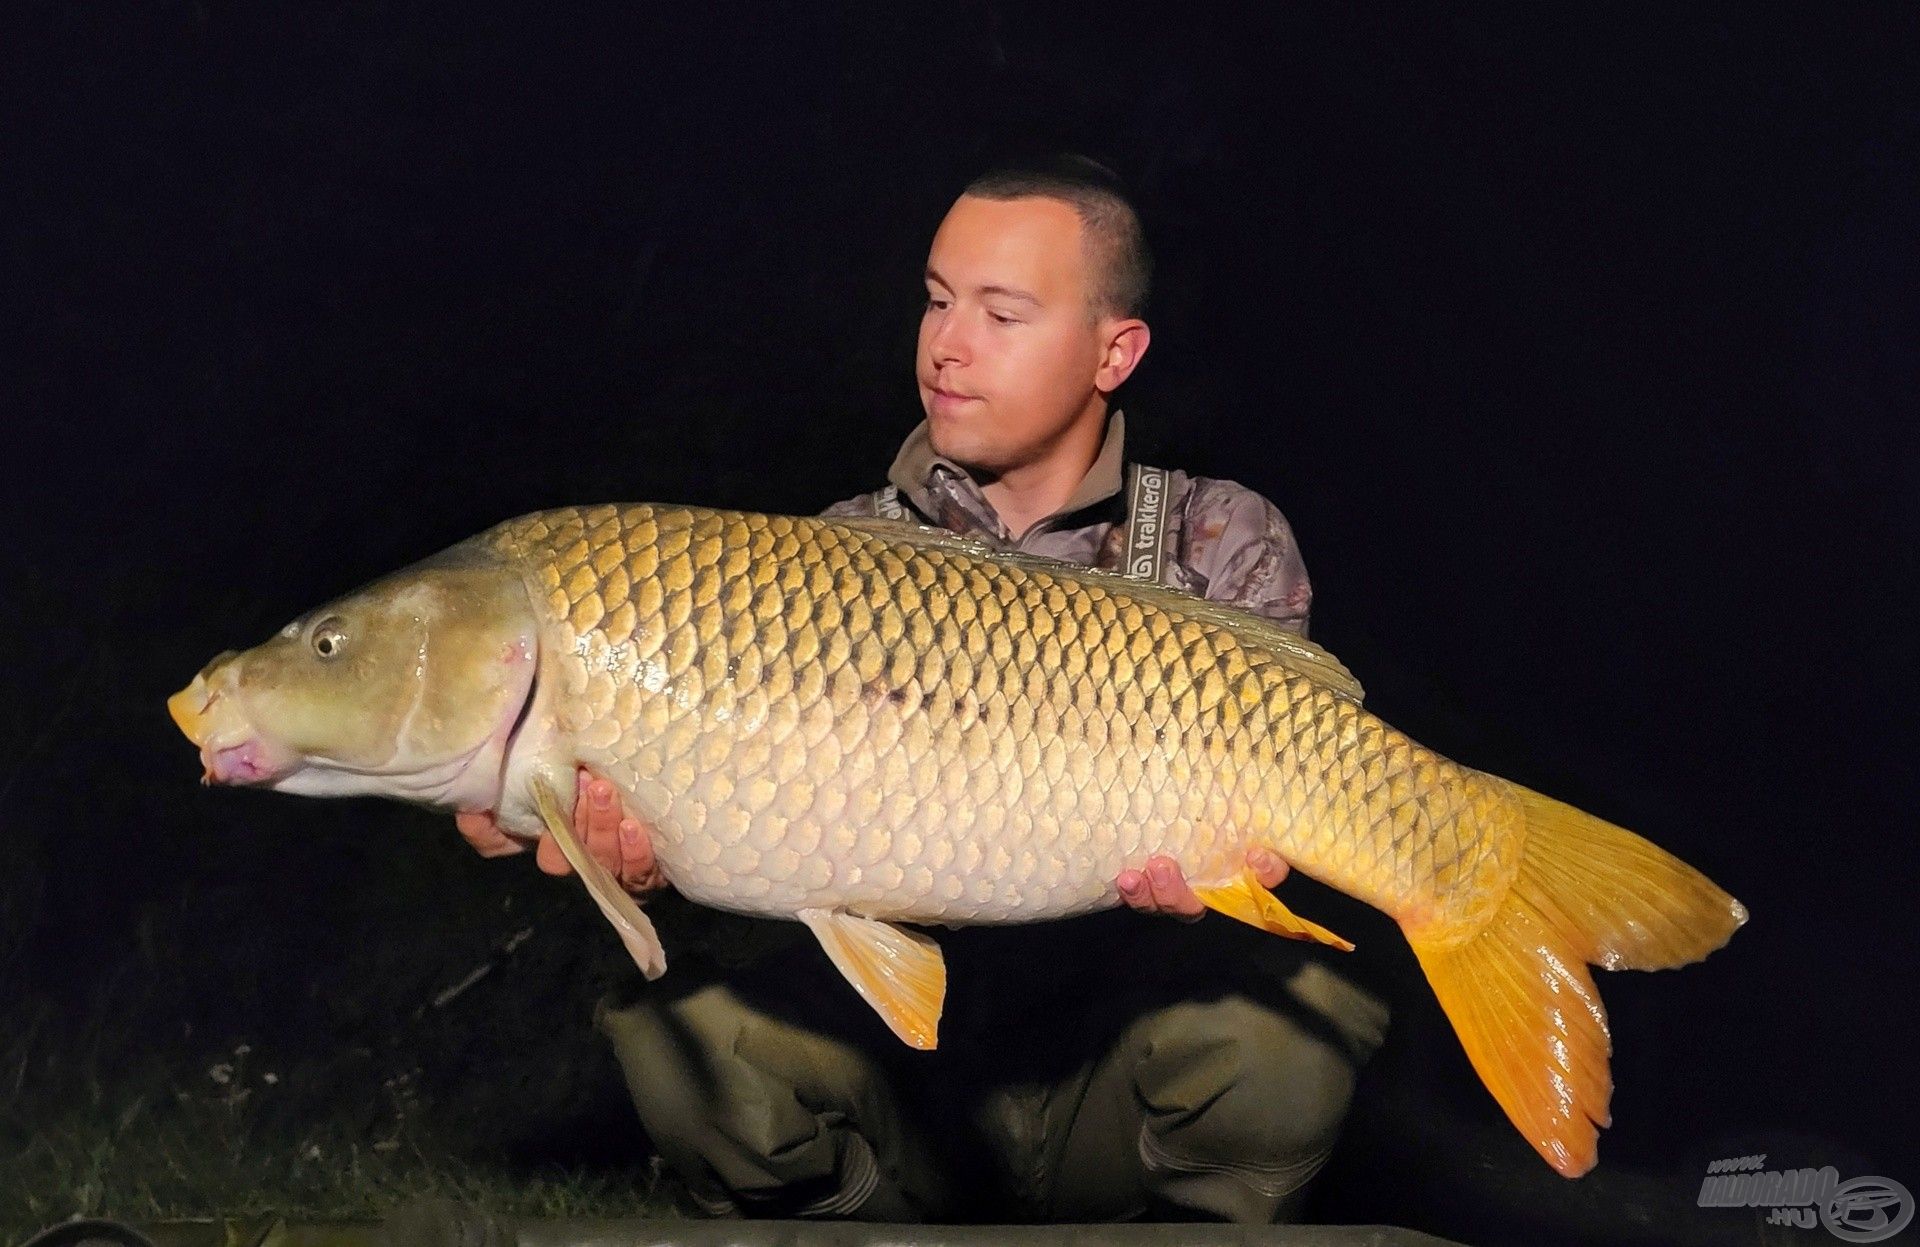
left=533, top=777, right=667, bottom=980
left=1407, top=778, right=1747, bottom=1178
left=798, top=908, right=946, bottom=1049
left=1193, top=869, right=1355, bottom=951
left=1505, top=784, right=1749, bottom=972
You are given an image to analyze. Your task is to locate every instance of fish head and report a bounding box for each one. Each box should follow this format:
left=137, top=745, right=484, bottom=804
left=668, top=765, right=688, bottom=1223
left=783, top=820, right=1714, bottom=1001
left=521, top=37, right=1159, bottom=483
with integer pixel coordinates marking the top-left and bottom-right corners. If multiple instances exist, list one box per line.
left=169, top=549, right=538, bottom=808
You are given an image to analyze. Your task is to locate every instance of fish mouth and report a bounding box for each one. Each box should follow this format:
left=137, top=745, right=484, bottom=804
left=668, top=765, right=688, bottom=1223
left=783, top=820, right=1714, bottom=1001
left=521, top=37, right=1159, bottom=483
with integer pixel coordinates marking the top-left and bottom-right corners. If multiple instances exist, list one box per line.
left=201, top=737, right=288, bottom=785
left=169, top=669, right=293, bottom=786
left=167, top=681, right=217, bottom=747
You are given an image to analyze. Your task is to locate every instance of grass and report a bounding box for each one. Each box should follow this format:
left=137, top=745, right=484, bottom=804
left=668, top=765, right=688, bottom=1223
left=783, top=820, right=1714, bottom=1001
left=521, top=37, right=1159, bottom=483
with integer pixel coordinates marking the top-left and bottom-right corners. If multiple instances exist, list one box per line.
left=0, top=799, right=698, bottom=1242
left=2, top=1002, right=668, bottom=1236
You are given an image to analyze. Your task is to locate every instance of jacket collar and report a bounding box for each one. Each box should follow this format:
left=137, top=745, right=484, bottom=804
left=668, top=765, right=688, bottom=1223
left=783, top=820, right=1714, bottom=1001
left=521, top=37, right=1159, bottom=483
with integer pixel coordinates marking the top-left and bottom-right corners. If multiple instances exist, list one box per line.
left=886, top=410, right=1130, bottom=532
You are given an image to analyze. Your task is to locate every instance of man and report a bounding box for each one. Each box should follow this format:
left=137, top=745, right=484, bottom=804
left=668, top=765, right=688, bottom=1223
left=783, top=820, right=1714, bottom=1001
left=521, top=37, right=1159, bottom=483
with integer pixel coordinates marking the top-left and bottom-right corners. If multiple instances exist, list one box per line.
left=457, top=158, right=1388, bottom=1223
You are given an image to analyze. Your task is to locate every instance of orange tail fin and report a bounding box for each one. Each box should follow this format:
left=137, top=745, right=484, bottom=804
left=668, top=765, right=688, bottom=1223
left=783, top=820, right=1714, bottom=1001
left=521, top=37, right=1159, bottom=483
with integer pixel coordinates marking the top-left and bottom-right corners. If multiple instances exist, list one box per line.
left=1406, top=781, right=1747, bottom=1177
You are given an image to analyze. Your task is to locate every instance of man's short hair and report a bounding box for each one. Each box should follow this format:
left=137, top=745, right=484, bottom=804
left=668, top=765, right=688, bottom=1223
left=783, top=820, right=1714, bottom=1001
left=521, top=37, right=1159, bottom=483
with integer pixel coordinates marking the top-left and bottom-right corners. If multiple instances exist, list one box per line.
left=963, top=155, right=1152, bottom=321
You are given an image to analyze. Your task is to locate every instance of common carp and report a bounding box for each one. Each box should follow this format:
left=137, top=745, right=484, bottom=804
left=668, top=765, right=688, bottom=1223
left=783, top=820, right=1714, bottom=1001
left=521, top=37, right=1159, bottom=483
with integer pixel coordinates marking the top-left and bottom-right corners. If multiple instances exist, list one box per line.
left=169, top=503, right=1746, bottom=1176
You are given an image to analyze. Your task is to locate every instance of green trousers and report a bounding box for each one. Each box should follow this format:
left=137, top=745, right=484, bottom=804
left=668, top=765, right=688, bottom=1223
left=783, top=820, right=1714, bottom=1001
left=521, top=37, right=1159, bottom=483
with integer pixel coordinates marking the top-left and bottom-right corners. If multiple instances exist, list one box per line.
left=597, top=910, right=1389, bottom=1224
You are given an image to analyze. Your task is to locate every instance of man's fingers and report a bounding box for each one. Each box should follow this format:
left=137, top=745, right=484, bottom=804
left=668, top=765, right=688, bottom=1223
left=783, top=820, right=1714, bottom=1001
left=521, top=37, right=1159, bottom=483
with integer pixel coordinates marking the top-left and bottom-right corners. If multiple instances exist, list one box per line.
left=575, top=770, right=625, bottom=876
left=574, top=767, right=664, bottom=893
left=1146, top=856, right=1205, bottom=922
left=533, top=831, right=573, bottom=877
left=1248, top=847, right=1290, bottom=889
left=1116, top=859, right=1205, bottom=921
left=498, top=770, right=650, bottom=888
left=617, top=818, right=663, bottom=892
left=454, top=810, right=526, bottom=859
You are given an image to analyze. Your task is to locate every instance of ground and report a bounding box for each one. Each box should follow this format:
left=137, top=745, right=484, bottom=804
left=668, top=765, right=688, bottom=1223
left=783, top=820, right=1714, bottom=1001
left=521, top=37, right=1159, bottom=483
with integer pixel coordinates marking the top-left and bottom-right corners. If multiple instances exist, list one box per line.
left=0, top=812, right=1816, bottom=1246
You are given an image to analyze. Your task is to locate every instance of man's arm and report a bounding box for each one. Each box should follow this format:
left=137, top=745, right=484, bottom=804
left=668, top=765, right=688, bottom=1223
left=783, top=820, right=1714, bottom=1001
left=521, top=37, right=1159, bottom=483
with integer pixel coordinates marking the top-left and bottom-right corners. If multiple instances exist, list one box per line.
left=1181, top=479, right=1314, bottom=635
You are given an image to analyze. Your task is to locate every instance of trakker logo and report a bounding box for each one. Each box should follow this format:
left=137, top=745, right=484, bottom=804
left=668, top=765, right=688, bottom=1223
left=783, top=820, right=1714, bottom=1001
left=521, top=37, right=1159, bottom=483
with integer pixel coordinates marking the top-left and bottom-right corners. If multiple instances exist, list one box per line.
left=1127, top=466, right=1167, bottom=582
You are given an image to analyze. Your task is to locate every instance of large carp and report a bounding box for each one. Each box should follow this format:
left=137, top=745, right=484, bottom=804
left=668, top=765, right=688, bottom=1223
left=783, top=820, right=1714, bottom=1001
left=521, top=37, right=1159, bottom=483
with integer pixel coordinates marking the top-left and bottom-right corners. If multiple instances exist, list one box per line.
left=169, top=503, right=1745, bottom=1176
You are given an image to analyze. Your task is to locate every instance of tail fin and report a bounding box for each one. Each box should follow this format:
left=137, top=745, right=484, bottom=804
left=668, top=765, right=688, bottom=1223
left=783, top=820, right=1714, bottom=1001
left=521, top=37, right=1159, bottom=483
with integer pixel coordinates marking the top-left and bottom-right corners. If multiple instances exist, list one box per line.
left=1407, top=781, right=1747, bottom=1177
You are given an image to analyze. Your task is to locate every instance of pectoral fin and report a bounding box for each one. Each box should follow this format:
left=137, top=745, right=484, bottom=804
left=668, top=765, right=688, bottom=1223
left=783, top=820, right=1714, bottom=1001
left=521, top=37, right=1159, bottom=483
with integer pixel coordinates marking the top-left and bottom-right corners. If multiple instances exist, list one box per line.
left=533, top=777, right=667, bottom=980
left=798, top=908, right=946, bottom=1049
left=1193, top=869, right=1355, bottom=952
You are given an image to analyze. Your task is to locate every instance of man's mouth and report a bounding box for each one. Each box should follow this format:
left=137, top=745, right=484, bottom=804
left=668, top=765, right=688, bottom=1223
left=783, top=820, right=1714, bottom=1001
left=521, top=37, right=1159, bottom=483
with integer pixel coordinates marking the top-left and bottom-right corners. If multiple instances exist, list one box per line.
left=922, top=372, right=978, bottom=399
left=926, top=383, right=980, bottom=415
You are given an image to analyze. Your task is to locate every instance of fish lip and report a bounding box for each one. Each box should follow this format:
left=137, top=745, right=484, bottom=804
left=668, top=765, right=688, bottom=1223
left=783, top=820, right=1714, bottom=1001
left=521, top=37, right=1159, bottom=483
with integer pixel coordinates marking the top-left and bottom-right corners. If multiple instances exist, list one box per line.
left=169, top=656, right=241, bottom=747
left=168, top=683, right=216, bottom=747
left=201, top=735, right=291, bottom=786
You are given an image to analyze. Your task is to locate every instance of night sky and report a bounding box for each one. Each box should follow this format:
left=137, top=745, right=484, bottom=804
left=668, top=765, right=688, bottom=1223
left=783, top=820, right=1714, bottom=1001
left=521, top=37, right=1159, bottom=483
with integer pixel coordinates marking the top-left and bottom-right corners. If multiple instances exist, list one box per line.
left=5, top=2, right=1916, bottom=1231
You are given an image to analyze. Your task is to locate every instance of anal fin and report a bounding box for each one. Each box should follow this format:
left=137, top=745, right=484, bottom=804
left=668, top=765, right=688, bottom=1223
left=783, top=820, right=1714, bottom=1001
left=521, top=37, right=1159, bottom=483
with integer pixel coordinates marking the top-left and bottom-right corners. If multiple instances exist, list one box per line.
left=798, top=908, right=946, bottom=1049
left=533, top=777, right=667, bottom=980
left=1193, top=868, right=1355, bottom=952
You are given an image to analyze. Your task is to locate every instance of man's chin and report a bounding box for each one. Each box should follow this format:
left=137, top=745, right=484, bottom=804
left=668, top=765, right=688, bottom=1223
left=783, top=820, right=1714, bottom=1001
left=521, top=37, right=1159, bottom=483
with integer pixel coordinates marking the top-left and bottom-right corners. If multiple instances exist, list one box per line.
left=925, top=419, right=998, bottom=475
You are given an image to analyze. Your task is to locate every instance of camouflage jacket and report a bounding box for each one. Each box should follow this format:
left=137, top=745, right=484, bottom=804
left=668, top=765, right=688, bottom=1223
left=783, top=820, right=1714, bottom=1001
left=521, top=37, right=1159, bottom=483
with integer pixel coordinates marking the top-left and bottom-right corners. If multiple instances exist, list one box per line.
left=821, top=412, right=1315, bottom=635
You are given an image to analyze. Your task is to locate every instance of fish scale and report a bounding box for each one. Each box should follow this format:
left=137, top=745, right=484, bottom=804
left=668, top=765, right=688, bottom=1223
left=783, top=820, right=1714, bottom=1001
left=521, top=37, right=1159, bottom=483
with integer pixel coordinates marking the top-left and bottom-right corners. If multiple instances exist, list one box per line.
left=486, top=503, right=1485, bottom=926
left=171, top=498, right=1745, bottom=1176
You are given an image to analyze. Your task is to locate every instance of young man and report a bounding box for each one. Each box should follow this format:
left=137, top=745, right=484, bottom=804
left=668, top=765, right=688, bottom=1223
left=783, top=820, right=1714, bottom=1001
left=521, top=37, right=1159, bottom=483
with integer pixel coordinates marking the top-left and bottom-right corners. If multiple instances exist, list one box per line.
left=457, top=159, right=1387, bottom=1223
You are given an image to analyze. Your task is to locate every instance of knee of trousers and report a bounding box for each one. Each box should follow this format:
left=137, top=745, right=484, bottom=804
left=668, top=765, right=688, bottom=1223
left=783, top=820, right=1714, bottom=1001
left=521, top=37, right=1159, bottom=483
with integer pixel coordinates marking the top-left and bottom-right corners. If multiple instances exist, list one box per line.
left=1128, top=994, right=1364, bottom=1178
left=595, top=981, right=890, bottom=1204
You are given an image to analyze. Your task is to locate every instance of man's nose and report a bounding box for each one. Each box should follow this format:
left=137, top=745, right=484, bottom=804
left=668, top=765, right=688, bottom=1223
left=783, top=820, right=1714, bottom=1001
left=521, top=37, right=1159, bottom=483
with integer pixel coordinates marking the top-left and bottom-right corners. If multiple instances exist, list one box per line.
left=927, top=312, right=969, bottom=367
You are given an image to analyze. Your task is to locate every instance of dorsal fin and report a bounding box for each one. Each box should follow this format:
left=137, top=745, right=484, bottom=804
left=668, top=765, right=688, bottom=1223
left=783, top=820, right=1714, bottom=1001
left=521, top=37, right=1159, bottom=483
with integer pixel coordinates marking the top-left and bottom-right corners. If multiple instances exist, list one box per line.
left=832, top=515, right=1364, bottom=704
left=833, top=516, right=1000, bottom=558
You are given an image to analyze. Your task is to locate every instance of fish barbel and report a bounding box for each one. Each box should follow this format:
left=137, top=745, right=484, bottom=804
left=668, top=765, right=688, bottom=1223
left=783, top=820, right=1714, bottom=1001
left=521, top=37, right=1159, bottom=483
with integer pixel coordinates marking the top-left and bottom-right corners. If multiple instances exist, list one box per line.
left=168, top=503, right=1746, bottom=1176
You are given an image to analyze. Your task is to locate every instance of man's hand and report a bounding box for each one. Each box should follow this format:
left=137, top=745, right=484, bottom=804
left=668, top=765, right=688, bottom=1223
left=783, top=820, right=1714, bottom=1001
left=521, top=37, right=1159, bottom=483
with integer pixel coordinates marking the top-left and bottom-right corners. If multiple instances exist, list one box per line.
left=1115, top=849, right=1289, bottom=922
left=453, top=768, right=666, bottom=896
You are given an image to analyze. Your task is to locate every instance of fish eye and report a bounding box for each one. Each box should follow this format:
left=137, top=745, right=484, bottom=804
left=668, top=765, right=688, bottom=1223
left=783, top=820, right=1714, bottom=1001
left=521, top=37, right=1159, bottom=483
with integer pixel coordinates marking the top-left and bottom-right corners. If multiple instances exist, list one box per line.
left=310, top=619, right=348, bottom=660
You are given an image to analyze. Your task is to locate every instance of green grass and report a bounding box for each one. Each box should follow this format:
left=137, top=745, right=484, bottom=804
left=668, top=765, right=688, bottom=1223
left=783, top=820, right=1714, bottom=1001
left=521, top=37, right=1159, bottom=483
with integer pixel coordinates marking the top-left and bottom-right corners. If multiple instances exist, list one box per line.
left=2, top=1000, right=670, bottom=1236
left=0, top=799, right=710, bottom=1242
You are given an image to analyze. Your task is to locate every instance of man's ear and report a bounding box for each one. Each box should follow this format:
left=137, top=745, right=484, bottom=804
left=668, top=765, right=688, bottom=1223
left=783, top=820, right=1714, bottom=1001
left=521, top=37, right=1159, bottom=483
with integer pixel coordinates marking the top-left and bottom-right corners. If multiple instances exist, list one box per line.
left=1095, top=319, right=1151, bottom=394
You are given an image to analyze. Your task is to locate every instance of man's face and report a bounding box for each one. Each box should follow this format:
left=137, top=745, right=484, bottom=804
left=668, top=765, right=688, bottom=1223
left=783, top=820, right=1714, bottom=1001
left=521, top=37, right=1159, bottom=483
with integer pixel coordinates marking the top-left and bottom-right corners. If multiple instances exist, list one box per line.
left=917, top=195, right=1113, bottom=475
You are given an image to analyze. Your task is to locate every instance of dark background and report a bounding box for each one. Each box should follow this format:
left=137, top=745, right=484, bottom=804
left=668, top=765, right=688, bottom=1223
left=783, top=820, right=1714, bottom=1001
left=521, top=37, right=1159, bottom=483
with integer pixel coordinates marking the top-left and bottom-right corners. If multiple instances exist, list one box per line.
left=4, top=3, right=1915, bottom=1240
